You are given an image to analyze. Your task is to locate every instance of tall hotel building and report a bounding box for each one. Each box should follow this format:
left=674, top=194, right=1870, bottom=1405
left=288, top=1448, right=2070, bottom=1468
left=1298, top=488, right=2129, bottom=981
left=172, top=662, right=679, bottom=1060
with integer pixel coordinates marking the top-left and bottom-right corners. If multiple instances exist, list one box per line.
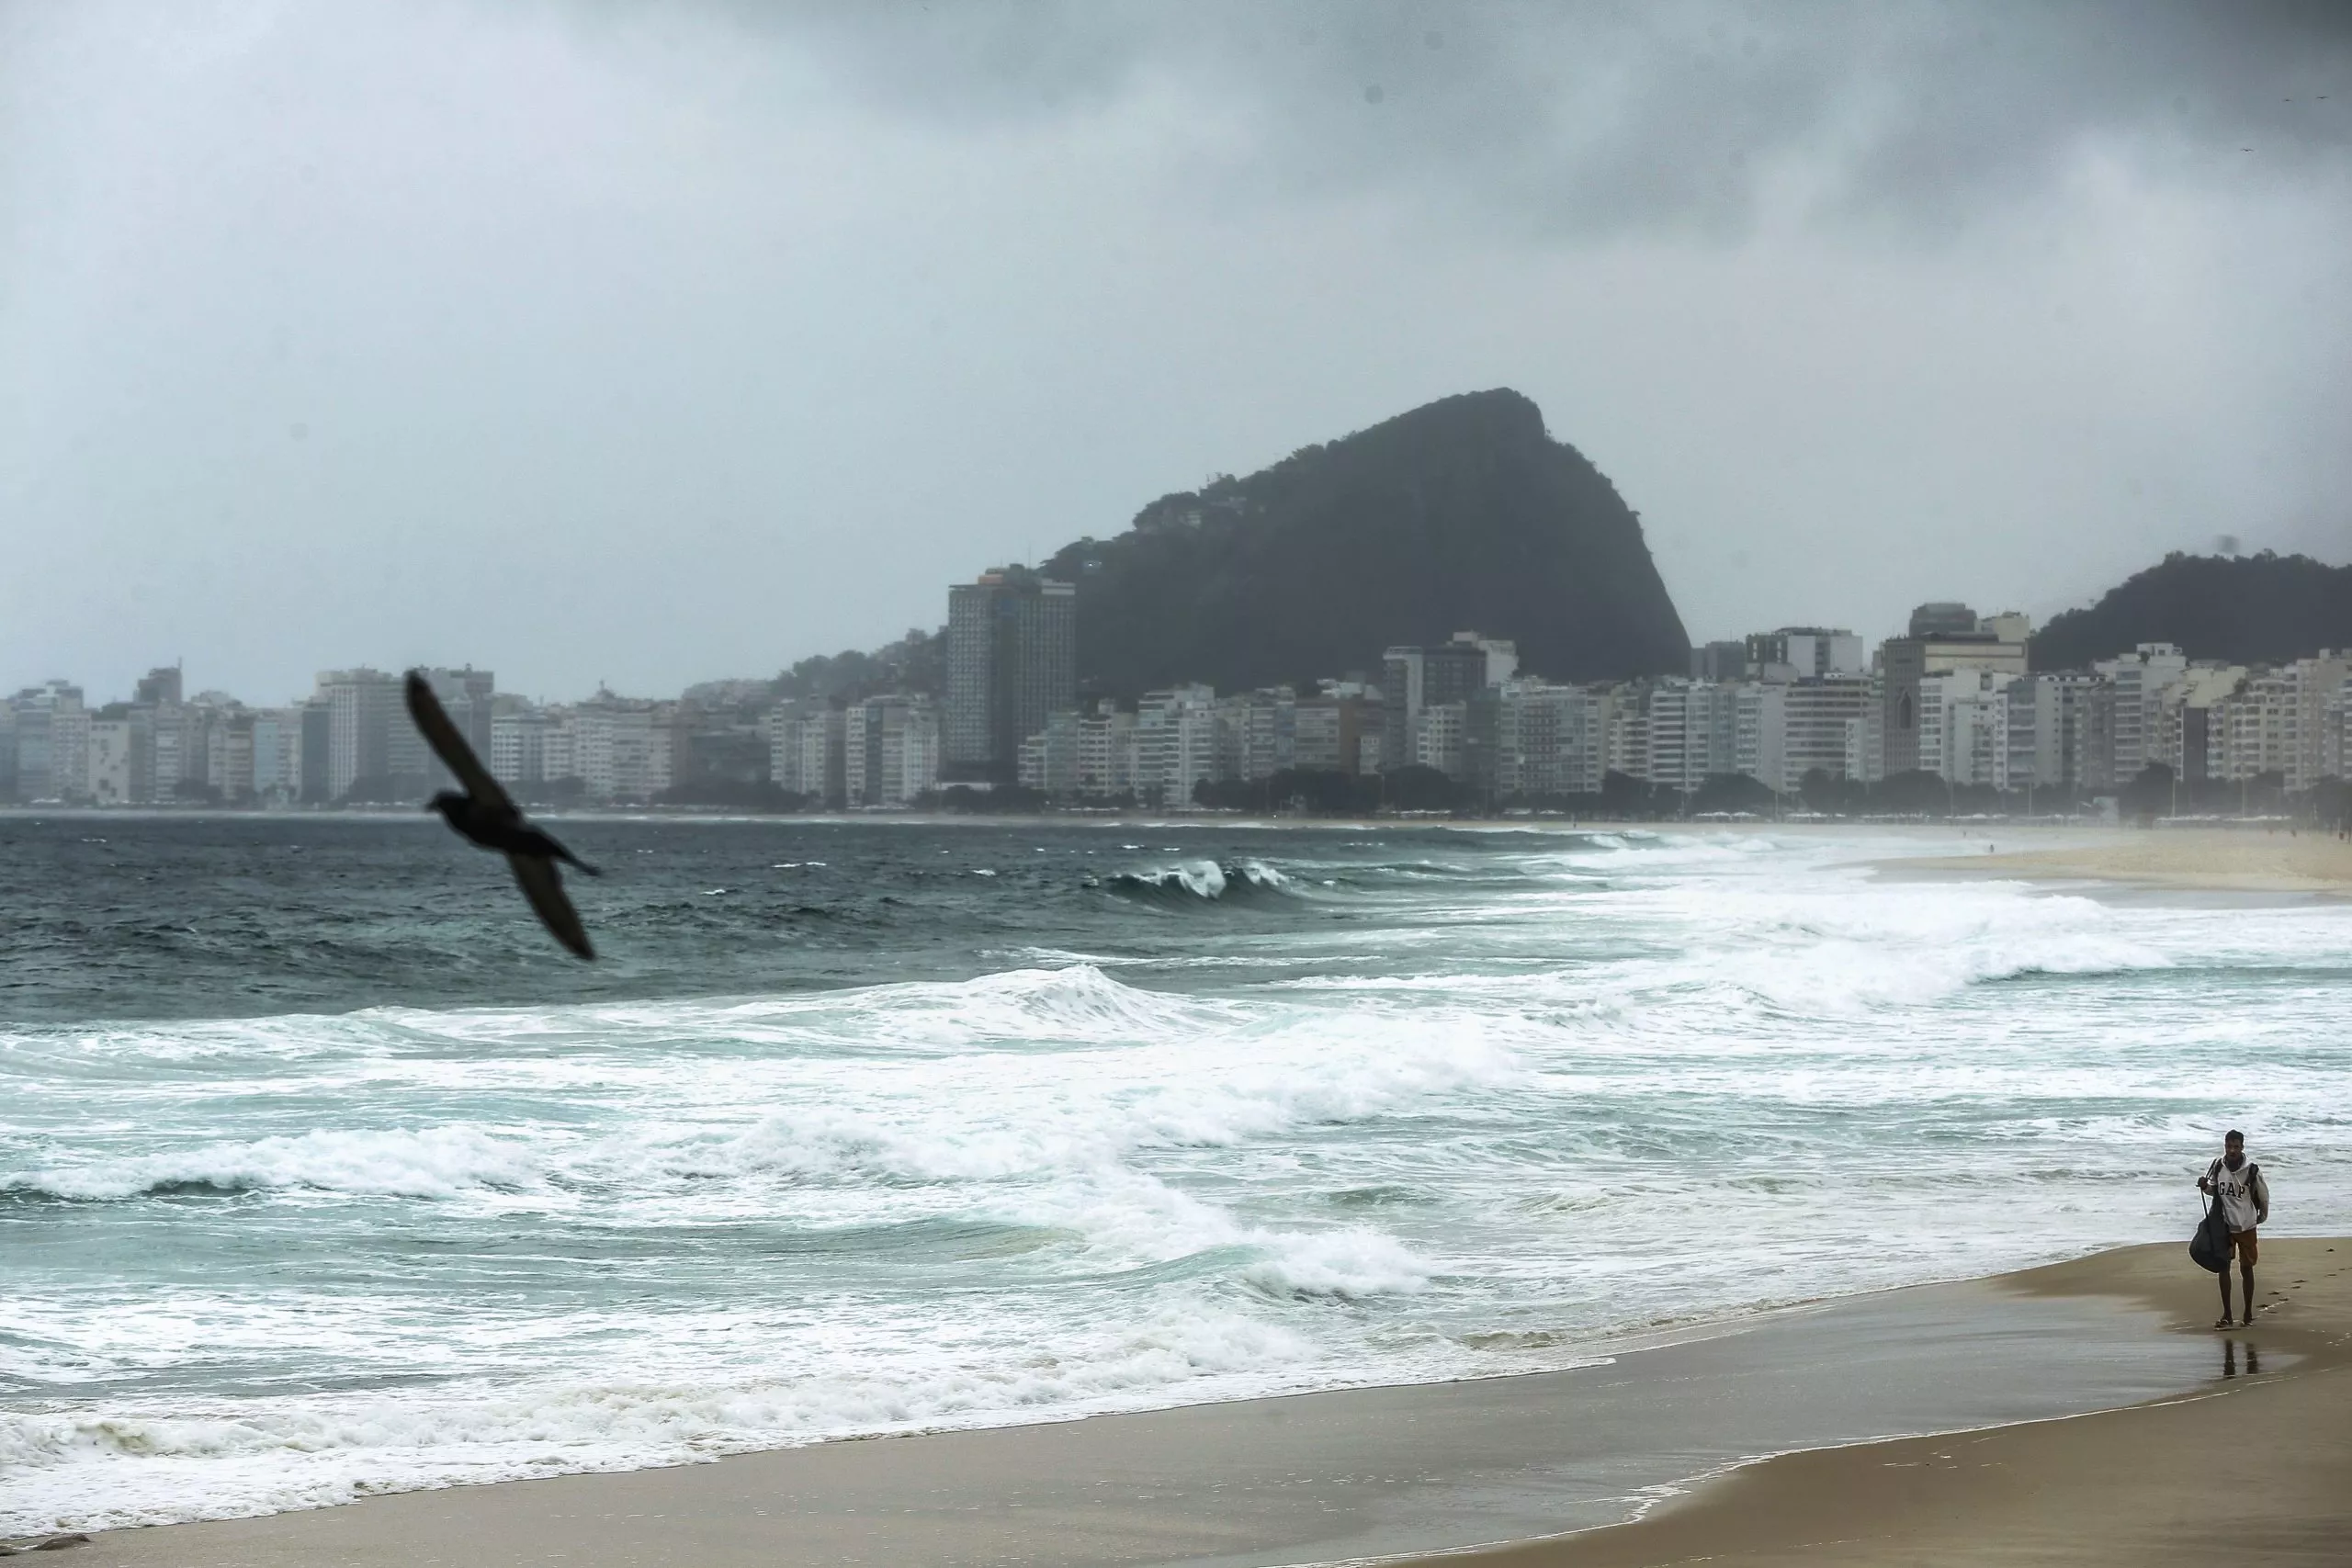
left=944, top=567, right=1077, bottom=784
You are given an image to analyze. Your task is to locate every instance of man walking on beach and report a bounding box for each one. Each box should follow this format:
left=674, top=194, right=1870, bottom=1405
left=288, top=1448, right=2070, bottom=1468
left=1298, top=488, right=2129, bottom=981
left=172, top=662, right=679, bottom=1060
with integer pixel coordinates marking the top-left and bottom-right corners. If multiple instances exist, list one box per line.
left=2199, top=1131, right=2270, bottom=1328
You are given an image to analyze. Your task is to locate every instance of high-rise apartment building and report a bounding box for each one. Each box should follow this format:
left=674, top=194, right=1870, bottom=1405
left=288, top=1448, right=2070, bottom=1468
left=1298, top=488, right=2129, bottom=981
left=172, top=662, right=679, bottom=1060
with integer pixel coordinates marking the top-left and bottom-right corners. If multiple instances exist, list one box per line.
left=315, top=669, right=402, bottom=801
left=1075, top=705, right=1138, bottom=796
left=1746, top=627, right=1867, bottom=682
left=769, top=702, right=847, bottom=807
left=944, top=567, right=1077, bottom=784
left=2005, top=672, right=2096, bottom=791
left=1775, top=676, right=1877, bottom=793
left=1690, top=640, right=1748, bottom=682
left=134, top=666, right=184, bottom=707
left=1017, top=710, right=1082, bottom=798
left=2286, top=651, right=2352, bottom=792
left=1135, top=685, right=1217, bottom=807
left=85, top=711, right=134, bottom=804
left=491, top=710, right=554, bottom=788
left=1917, top=669, right=2012, bottom=787
left=567, top=694, right=682, bottom=803
left=249, top=706, right=310, bottom=805
left=6, top=682, right=88, bottom=803
left=1645, top=681, right=1738, bottom=795
left=1215, top=688, right=1297, bottom=783
left=1878, top=605, right=2029, bottom=775
left=1494, top=680, right=1605, bottom=797
left=1381, top=635, right=1495, bottom=773
left=393, top=667, right=495, bottom=795
left=2092, top=644, right=2190, bottom=783
left=844, top=694, right=941, bottom=807
left=1292, top=687, right=1378, bottom=776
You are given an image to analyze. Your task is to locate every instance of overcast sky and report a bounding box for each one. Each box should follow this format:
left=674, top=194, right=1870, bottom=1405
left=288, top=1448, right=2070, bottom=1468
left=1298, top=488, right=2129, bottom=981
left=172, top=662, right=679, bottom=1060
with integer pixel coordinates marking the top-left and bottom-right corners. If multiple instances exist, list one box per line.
left=4, top=1, right=2348, bottom=703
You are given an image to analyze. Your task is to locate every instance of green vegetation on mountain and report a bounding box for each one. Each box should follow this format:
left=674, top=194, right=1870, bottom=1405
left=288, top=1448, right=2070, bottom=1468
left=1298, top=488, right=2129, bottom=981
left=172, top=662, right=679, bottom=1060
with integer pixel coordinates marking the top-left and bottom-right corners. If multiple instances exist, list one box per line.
left=1042, top=389, right=1689, bottom=698
left=766, top=627, right=944, bottom=705
left=2030, top=551, right=2352, bottom=671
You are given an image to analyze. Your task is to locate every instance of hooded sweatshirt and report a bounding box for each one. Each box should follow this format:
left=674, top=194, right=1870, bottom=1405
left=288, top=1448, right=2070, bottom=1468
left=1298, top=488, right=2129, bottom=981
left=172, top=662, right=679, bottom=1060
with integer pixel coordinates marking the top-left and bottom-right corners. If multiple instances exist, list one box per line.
left=2208, top=1154, right=2271, bottom=1233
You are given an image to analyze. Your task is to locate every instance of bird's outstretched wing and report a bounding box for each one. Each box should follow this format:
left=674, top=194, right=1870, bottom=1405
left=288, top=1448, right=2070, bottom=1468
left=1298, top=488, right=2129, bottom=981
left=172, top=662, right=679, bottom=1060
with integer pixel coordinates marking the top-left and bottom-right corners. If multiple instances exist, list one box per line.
left=405, top=670, right=512, bottom=810
left=507, top=854, right=594, bottom=960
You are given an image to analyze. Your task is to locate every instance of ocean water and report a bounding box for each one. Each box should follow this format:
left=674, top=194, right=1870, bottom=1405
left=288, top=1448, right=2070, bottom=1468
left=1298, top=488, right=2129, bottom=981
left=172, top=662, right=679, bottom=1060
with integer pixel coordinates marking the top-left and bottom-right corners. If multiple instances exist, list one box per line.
left=4, top=815, right=2348, bottom=1537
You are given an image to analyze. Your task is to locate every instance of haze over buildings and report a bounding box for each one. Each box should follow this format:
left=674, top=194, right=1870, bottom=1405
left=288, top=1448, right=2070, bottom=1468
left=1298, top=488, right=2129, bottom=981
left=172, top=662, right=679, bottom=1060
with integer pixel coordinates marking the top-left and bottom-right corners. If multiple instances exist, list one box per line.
left=10, top=561, right=2349, bottom=818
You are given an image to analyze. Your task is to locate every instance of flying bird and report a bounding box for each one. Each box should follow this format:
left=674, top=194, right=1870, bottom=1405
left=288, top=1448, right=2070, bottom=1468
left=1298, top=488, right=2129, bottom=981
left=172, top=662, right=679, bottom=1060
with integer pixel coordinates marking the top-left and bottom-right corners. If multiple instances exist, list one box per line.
left=405, top=670, right=601, bottom=959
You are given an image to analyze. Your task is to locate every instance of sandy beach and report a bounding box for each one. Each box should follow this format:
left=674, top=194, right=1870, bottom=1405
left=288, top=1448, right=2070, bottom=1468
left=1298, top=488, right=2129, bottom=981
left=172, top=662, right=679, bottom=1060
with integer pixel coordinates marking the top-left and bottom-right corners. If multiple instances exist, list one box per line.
left=1452, top=1237, right=2352, bottom=1568
left=40, top=1238, right=2344, bottom=1568
left=1898, top=825, right=2352, bottom=896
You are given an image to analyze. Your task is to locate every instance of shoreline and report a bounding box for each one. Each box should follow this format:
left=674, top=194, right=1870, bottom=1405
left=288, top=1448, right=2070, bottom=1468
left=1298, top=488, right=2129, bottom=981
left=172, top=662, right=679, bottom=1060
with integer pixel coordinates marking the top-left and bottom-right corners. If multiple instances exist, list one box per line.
left=1881, top=825, right=2352, bottom=897
left=1437, top=1236, right=2352, bottom=1568
left=55, top=1240, right=2326, bottom=1568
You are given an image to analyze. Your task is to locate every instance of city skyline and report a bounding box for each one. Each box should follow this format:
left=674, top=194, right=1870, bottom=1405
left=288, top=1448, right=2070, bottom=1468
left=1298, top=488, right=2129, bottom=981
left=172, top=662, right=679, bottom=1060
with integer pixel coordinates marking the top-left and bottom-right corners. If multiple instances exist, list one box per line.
left=8, top=569, right=2348, bottom=815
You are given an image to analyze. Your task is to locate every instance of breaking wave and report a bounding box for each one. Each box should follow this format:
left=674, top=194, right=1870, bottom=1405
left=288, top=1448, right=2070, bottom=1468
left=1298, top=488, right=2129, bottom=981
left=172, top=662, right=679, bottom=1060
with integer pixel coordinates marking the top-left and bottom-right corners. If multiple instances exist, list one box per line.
left=1091, top=859, right=1295, bottom=904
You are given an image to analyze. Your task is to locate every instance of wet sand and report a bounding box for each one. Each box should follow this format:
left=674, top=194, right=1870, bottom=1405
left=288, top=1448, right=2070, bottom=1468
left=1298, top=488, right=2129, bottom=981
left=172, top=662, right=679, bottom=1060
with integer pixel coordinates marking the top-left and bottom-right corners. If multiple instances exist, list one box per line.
left=1900, top=826, right=2352, bottom=895
left=1444, top=1236, right=2352, bottom=1568
left=51, top=1244, right=2284, bottom=1568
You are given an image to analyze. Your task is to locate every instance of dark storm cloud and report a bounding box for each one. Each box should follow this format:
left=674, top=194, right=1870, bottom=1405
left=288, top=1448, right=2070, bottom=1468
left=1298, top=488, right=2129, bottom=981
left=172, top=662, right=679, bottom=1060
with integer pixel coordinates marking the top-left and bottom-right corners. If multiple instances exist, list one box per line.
left=3, top=0, right=2347, bottom=700
left=743, top=0, right=2352, bottom=237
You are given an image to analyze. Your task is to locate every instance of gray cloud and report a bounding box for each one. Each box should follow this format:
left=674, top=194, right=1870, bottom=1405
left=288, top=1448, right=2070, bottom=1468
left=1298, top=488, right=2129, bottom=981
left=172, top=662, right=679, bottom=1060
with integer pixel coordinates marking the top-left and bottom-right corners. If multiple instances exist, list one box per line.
left=1, top=0, right=2347, bottom=703
left=752, top=0, right=2352, bottom=237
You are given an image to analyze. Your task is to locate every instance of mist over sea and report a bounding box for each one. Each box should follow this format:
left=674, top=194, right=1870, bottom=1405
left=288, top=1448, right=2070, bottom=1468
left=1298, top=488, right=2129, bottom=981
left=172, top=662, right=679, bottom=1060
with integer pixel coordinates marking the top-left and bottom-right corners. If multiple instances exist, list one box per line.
left=5, top=816, right=2348, bottom=1536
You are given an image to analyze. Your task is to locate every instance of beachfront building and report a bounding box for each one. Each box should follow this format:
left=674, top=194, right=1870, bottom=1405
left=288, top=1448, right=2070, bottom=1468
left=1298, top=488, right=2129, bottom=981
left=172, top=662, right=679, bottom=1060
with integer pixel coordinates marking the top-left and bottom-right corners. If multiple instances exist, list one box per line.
left=559, top=693, right=684, bottom=804
left=491, top=708, right=555, bottom=790
left=842, top=694, right=940, bottom=807
left=2325, top=671, right=2352, bottom=784
left=247, top=705, right=311, bottom=805
left=1745, top=626, right=1867, bottom=682
left=2092, top=644, right=2190, bottom=782
left=1074, top=705, right=1139, bottom=796
left=2151, top=664, right=2247, bottom=784
left=5, top=681, right=89, bottom=803
left=1877, top=605, right=2030, bottom=778
left=1018, top=710, right=1080, bottom=798
left=1291, top=685, right=1379, bottom=776
left=1493, top=679, right=1605, bottom=798
left=944, top=566, right=1077, bottom=785
left=2005, top=672, right=2090, bottom=791
left=2284, top=652, right=2352, bottom=791
left=85, top=712, right=133, bottom=804
left=1643, top=680, right=1740, bottom=795
left=1383, top=635, right=1504, bottom=774
left=1602, top=682, right=1653, bottom=784
left=768, top=702, right=845, bottom=807
left=1213, top=688, right=1298, bottom=783
left=1915, top=669, right=2014, bottom=788
left=1135, top=684, right=1217, bottom=807
left=314, top=668, right=401, bottom=801
left=1778, top=676, right=1876, bottom=793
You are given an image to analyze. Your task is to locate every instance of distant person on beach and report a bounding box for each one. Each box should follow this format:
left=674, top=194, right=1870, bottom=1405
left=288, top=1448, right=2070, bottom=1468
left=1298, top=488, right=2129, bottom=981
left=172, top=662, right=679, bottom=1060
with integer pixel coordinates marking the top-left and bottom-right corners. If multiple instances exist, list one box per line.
left=2198, top=1131, right=2270, bottom=1328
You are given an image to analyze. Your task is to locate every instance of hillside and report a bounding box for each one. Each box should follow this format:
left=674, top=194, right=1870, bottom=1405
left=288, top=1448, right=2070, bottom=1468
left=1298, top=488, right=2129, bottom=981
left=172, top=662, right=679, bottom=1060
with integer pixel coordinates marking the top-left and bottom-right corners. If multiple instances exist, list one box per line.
left=2031, top=551, right=2352, bottom=671
left=1038, top=389, right=1688, bottom=698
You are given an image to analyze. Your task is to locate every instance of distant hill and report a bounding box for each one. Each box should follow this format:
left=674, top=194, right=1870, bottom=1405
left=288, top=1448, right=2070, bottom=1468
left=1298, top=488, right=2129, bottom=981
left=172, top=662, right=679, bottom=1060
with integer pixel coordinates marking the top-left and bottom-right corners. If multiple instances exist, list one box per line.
left=1041, top=389, right=1689, bottom=698
left=2031, top=551, right=2352, bottom=671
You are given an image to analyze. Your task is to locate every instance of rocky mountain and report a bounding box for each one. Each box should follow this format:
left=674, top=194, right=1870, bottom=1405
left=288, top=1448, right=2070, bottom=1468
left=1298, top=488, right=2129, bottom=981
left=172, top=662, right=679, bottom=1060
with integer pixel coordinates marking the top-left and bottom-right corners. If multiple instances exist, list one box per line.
left=2031, top=551, right=2352, bottom=671
left=1040, top=389, right=1689, bottom=698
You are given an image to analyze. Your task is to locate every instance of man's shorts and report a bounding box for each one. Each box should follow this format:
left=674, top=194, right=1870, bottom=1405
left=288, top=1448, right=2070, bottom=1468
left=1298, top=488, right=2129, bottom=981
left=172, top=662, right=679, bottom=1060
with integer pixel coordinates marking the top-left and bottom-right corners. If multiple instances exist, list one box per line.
left=2231, top=1228, right=2259, bottom=1266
